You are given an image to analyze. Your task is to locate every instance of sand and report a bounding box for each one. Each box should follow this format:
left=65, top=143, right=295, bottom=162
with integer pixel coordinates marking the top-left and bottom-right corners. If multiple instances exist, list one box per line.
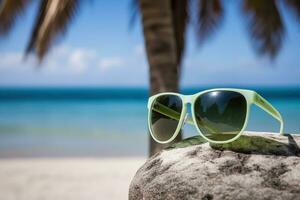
left=0, top=158, right=146, bottom=200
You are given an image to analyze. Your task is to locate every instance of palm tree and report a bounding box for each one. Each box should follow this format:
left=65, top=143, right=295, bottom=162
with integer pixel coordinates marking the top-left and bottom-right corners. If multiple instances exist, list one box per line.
left=132, top=0, right=300, bottom=156
left=1, top=0, right=300, bottom=156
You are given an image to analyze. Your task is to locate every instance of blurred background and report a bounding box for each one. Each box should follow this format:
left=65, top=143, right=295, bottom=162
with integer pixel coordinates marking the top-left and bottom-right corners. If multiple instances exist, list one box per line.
left=0, top=0, right=299, bottom=199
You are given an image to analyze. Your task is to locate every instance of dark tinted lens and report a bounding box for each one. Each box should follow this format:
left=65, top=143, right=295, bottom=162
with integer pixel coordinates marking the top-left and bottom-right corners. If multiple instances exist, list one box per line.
left=150, top=95, right=183, bottom=142
left=194, top=91, right=247, bottom=142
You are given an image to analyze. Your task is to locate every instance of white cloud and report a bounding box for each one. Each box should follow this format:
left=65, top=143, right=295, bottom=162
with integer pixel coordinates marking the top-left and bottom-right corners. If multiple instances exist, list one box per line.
left=0, top=46, right=97, bottom=75
left=98, top=57, right=123, bottom=70
left=0, top=53, right=33, bottom=69
left=0, top=53, right=22, bottom=68
left=0, top=45, right=148, bottom=76
left=0, top=45, right=150, bottom=86
left=134, top=44, right=145, bottom=56
left=68, top=49, right=96, bottom=73
left=0, top=51, right=40, bottom=73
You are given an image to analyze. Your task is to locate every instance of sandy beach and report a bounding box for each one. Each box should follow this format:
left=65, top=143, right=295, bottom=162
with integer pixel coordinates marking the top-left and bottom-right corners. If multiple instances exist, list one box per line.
left=0, top=158, right=145, bottom=200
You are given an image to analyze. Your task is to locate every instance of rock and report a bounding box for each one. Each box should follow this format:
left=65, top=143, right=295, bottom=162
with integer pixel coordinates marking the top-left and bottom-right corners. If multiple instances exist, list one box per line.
left=129, top=132, right=300, bottom=200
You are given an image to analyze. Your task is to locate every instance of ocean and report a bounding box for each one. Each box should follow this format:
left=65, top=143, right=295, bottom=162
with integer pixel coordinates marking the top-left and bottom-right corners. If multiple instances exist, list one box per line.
left=0, top=87, right=299, bottom=158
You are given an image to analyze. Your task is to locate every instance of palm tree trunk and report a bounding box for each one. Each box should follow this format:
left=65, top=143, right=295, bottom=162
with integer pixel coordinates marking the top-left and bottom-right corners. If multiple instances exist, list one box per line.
left=139, top=0, right=182, bottom=156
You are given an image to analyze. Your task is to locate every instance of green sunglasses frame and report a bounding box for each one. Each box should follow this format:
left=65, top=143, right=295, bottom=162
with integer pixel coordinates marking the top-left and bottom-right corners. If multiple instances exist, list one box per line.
left=148, top=88, right=284, bottom=144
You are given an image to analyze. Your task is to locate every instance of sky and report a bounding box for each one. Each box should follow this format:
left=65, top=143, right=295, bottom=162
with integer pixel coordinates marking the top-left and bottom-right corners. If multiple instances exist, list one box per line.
left=0, top=0, right=299, bottom=88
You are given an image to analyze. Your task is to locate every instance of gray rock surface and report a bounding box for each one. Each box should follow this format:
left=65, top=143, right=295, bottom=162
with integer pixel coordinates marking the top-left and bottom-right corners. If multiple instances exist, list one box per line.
left=129, top=132, right=300, bottom=200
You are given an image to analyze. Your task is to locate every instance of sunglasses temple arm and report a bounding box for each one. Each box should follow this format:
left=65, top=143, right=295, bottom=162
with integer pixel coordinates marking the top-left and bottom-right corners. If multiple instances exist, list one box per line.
left=152, top=103, right=220, bottom=133
left=254, top=93, right=284, bottom=135
left=152, top=102, right=194, bottom=124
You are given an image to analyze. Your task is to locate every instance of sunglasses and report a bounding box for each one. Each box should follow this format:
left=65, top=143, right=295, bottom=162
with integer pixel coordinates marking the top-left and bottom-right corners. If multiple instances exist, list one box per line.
left=148, top=88, right=284, bottom=144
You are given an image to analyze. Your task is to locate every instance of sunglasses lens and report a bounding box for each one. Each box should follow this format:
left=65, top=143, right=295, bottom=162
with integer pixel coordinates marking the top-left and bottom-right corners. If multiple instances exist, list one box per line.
left=150, top=94, right=183, bottom=142
left=194, top=91, right=247, bottom=142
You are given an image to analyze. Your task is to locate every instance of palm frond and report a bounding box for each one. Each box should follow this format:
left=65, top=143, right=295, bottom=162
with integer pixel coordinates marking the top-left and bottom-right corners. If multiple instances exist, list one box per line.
left=171, top=0, right=189, bottom=65
left=196, top=0, right=223, bottom=45
left=243, top=0, right=284, bottom=58
left=285, top=0, right=300, bottom=20
left=129, top=0, right=139, bottom=28
left=0, top=0, right=31, bottom=35
left=26, top=0, right=80, bottom=61
left=26, top=0, right=48, bottom=58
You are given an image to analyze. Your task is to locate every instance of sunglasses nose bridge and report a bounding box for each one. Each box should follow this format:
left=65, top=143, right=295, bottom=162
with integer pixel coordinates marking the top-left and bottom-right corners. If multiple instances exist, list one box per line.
left=182, top=95, right=193, bottom=104
left=183, top=113, right=189, bottom=124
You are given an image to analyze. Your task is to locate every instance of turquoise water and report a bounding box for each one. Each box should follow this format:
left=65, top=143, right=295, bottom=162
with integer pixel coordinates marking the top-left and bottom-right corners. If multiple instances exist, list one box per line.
left=0, top=88, right=299, bottom=157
